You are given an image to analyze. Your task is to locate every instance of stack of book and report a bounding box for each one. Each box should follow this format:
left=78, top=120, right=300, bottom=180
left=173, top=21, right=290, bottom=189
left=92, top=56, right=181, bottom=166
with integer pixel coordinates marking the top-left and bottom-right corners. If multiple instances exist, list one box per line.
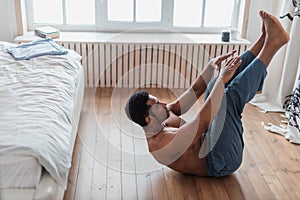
left=34, top=26, right=60, bottom=39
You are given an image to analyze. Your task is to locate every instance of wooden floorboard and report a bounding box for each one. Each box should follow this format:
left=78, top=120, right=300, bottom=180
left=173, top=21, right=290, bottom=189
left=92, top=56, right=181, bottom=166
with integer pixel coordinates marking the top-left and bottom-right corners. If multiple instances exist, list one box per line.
left=64, top=87, right=300, bottom=200
left=120, top=88, right=139, bottom=200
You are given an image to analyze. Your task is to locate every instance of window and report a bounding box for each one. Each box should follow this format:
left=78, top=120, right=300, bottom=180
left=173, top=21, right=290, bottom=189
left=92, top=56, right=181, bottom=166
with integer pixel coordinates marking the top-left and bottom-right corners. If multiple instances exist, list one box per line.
left=107, top=0, right=162, bottom=22
left=25, top=0, right=243, bottom=33
left=108, top=0, right=134, bottom=22
left=173, top=0, right=203, bottom=27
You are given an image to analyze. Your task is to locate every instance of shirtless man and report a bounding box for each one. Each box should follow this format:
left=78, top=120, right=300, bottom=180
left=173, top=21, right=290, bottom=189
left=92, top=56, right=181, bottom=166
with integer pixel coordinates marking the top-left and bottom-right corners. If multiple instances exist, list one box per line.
left=125, top=11, right=290, bottom=177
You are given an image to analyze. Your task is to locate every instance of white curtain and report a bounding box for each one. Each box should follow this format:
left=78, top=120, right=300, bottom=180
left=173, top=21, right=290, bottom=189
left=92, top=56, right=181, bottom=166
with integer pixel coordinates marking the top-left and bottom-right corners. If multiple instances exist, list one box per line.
left=250, top=0, right=300, bottom=112
left=252, top=0, right=300, bottom=144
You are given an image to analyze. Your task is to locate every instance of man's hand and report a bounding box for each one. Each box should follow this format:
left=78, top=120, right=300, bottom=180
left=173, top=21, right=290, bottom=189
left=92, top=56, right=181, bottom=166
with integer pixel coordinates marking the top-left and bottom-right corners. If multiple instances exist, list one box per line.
left=219, top=56, right=242, bottom=83
left=164, top=110, right=186, bottom=128
left=207, top=50, right=237, bottom=72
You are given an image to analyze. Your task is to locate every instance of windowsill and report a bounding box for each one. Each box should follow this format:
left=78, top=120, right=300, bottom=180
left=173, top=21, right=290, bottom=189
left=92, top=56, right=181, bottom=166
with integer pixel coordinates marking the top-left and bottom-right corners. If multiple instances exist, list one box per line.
left=15, top=31, right=250, bottom=45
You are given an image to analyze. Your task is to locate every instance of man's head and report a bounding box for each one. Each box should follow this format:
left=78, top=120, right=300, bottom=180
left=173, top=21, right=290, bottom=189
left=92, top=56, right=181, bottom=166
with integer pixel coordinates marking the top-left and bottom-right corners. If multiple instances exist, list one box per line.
left=125, top=90, right=150, bottom=127
left=125, top=90, right=169, bottom=137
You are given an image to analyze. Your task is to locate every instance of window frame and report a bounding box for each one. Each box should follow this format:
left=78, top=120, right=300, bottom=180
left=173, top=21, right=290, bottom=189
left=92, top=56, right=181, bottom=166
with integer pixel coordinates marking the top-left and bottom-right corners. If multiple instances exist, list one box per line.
left=25, top=0, right=243, bottom=33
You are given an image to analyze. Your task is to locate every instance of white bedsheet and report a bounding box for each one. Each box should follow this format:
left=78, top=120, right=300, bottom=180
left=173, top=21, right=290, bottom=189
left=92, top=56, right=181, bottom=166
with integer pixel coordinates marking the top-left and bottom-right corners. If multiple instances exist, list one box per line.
left=0, top=155, right=42, bottom=189
left=0, top=42, right=83, bottom=189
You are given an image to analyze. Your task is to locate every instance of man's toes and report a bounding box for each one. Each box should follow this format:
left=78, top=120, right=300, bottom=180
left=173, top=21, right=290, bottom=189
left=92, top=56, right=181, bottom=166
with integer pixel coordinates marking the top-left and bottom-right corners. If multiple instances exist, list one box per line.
left=259, top=10, right=264, bottom=17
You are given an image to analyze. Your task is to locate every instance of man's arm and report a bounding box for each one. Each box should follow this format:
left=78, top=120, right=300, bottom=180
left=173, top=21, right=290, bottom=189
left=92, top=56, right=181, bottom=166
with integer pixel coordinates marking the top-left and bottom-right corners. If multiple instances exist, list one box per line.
left=178, top=56, right=242, bottom=146
left=167, top=50, right=237, bottom=116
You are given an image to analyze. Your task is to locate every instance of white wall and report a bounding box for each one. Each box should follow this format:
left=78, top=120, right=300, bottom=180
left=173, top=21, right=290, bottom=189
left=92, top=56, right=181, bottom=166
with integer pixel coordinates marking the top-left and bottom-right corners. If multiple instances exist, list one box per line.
left=0, top=0, right=17, bottom=42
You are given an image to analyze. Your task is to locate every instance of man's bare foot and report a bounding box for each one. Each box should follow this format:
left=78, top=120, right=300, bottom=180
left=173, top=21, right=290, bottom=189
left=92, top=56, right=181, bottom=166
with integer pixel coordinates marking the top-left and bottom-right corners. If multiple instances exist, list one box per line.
left=257, top=10, right=290, bottom=67
left=259, top=10, right=290, bottom=48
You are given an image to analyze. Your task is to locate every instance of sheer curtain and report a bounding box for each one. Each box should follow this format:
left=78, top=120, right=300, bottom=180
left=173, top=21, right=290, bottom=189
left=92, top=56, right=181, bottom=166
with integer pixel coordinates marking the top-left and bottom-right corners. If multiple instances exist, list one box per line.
left=250, top=0, right=300, bottom=112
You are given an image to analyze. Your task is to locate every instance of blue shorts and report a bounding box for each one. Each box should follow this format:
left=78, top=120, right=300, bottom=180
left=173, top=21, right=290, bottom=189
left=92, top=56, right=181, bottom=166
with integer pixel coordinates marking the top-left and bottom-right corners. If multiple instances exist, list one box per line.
left=203, top=50, right=267, bottom=177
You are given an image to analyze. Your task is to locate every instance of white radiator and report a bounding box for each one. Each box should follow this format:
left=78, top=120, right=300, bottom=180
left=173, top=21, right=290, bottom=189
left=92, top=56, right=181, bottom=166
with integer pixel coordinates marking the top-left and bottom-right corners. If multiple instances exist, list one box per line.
left=58, top=42, right=249, bottom=88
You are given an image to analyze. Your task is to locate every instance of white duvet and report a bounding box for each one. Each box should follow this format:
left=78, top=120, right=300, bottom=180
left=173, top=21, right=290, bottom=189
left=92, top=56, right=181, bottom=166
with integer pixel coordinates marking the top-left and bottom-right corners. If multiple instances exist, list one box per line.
left=0, top=42, right=82, bottom=189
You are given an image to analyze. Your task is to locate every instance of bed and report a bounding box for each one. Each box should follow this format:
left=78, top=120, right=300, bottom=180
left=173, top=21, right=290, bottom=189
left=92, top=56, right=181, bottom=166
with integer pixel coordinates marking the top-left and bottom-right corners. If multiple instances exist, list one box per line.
left=0, top=41, right=84, bottom=200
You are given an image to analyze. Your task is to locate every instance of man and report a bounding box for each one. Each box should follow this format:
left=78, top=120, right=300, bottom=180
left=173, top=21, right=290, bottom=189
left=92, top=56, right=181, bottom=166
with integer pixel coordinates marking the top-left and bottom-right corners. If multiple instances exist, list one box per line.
left=125, top=11, right=290, bottom=177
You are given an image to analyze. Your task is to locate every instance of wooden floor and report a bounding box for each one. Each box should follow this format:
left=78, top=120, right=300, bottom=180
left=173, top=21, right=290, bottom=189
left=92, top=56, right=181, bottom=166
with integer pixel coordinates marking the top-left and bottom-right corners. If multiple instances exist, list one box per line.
left=64, top=87, right=300, bottom=200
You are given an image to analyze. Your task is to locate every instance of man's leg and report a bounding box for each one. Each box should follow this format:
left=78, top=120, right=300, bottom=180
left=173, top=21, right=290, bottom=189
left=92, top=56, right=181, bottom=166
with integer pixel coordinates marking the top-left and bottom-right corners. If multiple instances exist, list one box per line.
left=257, top=10, right=290, bottom=67
left=204, top=49, right=260, bottom=100
left=205, top=18, right=266, bottom=100
left=230, top=19, right=266, bottom=79
left=205, top=10, right=290, bottom=177
left=206, top=11, right=289, bottom=101
left=225, top=10, right=290, bottom=114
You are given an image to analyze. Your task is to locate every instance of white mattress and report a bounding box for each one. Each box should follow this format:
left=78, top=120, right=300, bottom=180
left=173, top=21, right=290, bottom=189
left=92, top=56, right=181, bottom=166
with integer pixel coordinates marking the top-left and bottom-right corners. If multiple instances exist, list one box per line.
left=0, top=65, right=84, bottom=190
left=0, top=41, right=84, bottom=190
left=0, top=155, right=42, bottom=189
left=0, top=64, right=84, bottom=200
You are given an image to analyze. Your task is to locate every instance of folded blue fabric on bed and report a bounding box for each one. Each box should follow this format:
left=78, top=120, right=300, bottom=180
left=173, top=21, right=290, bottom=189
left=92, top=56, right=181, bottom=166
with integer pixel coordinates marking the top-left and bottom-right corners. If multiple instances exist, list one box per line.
left=6, top=38, right=68, bottom=60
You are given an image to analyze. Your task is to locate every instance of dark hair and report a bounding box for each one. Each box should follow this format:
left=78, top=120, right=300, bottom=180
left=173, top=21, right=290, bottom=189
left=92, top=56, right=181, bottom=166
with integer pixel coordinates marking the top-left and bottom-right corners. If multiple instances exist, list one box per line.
left=125, top=90, right=150, bottom=127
